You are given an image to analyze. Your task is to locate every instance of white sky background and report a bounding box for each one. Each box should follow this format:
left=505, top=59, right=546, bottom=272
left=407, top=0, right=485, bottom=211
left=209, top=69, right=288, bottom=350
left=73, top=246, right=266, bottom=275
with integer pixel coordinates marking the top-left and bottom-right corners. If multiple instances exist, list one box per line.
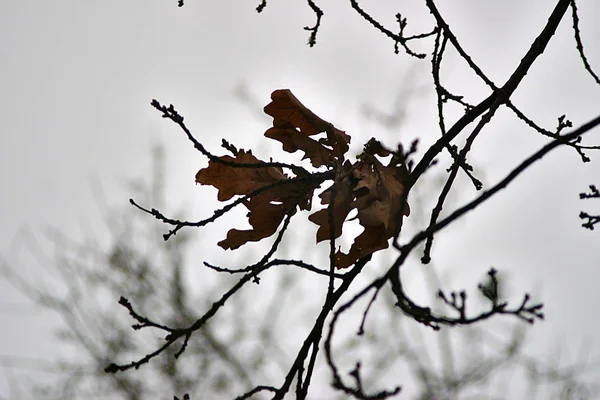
left=1, top=0, right=600, bottom=398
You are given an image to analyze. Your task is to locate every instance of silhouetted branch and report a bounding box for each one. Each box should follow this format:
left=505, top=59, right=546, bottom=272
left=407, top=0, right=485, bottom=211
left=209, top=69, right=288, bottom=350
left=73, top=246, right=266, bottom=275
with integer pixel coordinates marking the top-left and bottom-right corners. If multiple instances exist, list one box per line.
left=349, top=0, right=434, bottom=57
left=151, top=100, right=311, bottom=176
left=256, top=0, right=266, bottom=13
left=325, top=276, right=402, bottom=399
left=234, top=386, right=277, bottom=400
left=102, top=2, right=600, bottom=398
left=388, top=267, right=544, bottom=331
left=400, top=115, right=600, bottom=263
left=570, top=0, right=600, bottom=85
left=203, top=259, right=345, bottom=279
left=262, top=256, right=370, bottom=400
left=579, top=184, right=600, bottom=230
left=304, top=0, right=323, bottom=47
left=105, top=214, right=296, bottom=373
left=130, top=169, right=331, bottom=240
left=580, top=184, right=599, bottom=199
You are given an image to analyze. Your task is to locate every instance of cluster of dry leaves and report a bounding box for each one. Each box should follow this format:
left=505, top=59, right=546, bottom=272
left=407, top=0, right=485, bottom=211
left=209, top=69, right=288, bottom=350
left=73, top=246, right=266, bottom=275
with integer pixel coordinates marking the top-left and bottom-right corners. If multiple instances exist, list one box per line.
left=196, top=90, right=410, bottom=268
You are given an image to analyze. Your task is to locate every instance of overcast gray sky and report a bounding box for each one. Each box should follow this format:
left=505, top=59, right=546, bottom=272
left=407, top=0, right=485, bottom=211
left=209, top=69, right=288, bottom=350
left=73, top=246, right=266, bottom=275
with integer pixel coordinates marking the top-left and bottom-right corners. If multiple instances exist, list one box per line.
left=2, top=0, right=600, bottom=398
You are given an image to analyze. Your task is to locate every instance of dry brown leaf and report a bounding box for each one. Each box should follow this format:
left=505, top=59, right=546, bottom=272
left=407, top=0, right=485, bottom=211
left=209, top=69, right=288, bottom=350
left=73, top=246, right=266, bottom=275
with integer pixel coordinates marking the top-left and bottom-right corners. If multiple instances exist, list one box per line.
left=352, top=158, right=411, bottom=235
left=308, top=162, right=354, bottom=242
left=309, top=139, right=411, bottom=268
left=195, top=150, right=285, bottom=201
left=196, top=90, right=410, bottom=269
left=196, top=149, right=316, bottom=250
left=216, top=195, right=291, bottom=250
left=264, top=89, right=351, bottom=167
left=335, top=225, right=389, bottom=269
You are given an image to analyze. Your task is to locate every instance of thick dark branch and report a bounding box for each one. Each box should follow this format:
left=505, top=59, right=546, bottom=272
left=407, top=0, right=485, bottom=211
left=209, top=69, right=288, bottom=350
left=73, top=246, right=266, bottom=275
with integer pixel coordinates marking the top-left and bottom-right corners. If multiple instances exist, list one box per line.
left=428, top=0, right=596, bottom=162
left=405, top=115, right=600, bottom=256
left=387, top=115, right=599, bottom=326
left=325, top=277, right=402, bottom=399
left=268, top=256, right=370, bottom=400
left=411, top=0, right=573, bottom=186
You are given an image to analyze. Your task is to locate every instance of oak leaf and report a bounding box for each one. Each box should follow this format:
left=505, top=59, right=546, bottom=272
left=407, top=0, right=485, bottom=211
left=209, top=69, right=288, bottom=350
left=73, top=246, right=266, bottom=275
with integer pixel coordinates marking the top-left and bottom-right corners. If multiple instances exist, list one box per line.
left=335, top=225, right=389, bottom=269
left=308, top=139, right=410, bottom=268
left=308, top=161, right=354, bottom=242
left=195, top=149, right=315, bottom=250
left=196, top=89, right=411, bottom=270
left=264, top=89, right=351, bottom=167
left=195, top=149, right=285, bottom=201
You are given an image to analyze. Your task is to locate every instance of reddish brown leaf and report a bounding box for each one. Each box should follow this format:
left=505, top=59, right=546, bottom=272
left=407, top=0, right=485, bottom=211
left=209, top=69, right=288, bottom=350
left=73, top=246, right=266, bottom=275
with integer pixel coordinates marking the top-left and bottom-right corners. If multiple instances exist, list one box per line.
left=352, top=158, right=410, bottom=236
left=195, top=150, right=286, bottom=201
left=217, top=195, right=293, bottom=250
left=308, top=139, right=411, bottom=268
left=265, top=127, right=333, bottom=167
left=308, top=161, right=353, bottom=242
left=335, top=225, right=388, bottom=269
left=264, top=89, right=351, bottom=167
left=196, top=149, right=316, bottom=250
left=196, top=92, right=408, bottom=270
left=308, top=180, right=353, bottom=243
